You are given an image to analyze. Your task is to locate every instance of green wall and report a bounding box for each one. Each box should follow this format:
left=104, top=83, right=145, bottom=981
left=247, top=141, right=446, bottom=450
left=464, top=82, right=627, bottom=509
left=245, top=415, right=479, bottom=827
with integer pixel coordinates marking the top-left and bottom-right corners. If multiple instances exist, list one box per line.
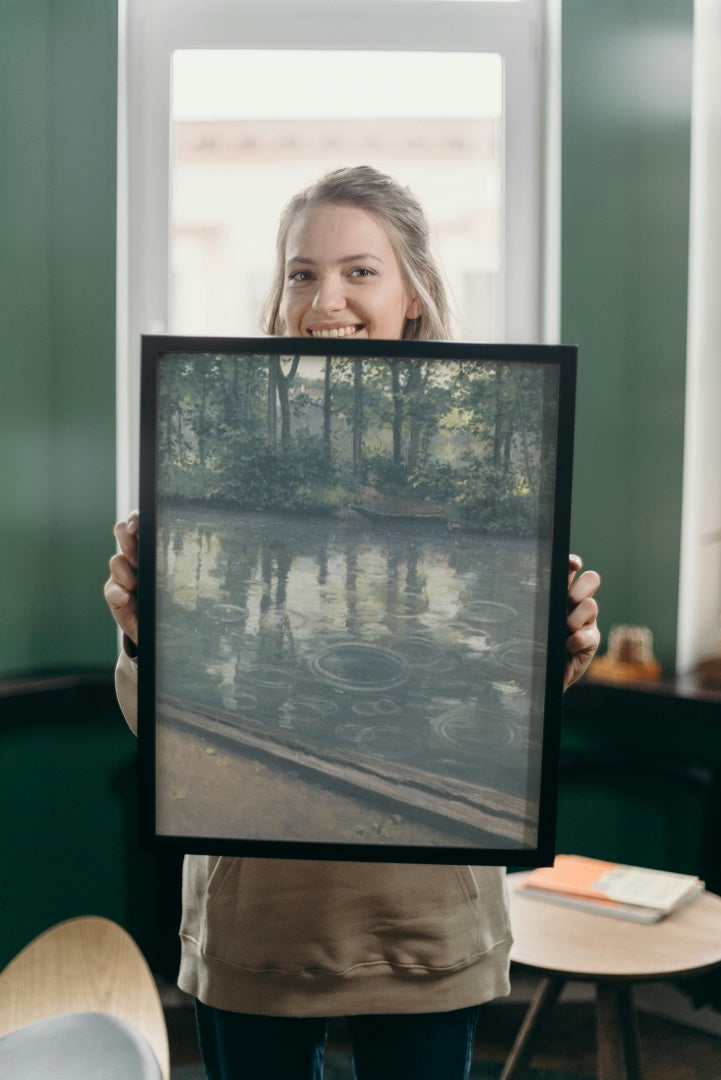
left=0, top=0, right=118, bottom=675
left=562, top=0, right=693, bottom=669
left=0, top=0, right=135, bottom=967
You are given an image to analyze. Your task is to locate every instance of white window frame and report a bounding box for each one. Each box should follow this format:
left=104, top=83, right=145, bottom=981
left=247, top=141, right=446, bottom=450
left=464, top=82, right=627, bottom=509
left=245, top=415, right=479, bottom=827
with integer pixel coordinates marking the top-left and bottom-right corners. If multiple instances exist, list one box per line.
left=116, top=0, right=558, bottom=512
left=676, top=0, right=721, bottom=674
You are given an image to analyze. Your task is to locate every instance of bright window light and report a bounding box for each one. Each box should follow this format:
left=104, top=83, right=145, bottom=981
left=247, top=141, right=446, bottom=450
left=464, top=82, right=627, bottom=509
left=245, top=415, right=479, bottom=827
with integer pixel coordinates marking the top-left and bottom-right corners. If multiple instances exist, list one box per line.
left=170, top=50, right=503, bottom=342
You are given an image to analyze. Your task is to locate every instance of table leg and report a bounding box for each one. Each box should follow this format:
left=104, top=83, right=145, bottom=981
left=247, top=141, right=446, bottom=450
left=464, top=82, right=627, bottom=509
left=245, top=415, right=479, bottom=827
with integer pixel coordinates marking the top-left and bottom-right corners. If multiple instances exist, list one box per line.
left=596, top=982, right=643, bottom=1080
left=499, top=976, right=565, bottom=1080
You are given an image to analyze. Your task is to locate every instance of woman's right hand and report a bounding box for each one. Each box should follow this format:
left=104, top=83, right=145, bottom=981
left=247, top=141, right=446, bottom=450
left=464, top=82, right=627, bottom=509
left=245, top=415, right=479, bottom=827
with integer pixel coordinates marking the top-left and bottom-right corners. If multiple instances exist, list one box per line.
left=104, top=510, right=139, bottom=647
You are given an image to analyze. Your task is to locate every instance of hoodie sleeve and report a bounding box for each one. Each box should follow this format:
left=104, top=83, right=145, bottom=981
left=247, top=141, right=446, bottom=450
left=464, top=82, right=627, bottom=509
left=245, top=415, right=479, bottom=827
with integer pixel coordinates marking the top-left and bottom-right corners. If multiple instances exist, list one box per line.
left=115, top=643, right=139, bottom=736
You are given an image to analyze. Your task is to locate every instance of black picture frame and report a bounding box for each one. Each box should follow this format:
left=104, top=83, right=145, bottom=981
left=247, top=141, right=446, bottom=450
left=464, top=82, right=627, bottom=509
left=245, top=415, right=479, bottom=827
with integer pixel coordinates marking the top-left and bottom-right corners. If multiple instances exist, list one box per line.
left=138, top=335, right=576, bottom=865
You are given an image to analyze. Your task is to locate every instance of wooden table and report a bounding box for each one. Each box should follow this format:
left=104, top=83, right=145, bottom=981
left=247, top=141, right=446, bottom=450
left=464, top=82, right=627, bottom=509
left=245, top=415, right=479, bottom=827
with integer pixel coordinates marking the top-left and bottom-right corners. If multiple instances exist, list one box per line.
left=502, top=873, right=721, bottom=1080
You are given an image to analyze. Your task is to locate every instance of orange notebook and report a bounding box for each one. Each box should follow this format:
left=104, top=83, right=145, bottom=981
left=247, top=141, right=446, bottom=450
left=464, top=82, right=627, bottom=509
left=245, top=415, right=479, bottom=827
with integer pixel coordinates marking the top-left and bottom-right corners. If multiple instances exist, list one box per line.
left=516, top=855, right=704, bottom=923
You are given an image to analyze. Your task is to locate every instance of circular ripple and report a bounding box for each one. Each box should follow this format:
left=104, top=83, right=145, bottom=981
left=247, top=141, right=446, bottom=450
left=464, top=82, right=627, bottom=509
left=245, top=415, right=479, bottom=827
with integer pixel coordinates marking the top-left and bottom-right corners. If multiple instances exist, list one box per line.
left=309, top=642, right=411, bottom=692
left=232, top=691, right=259, bottom=710
left=392, top=636, right=443, bottom=667
left=354, top=725, right=417, bottom=761
left=278, top=699, right=334, bottom=730
left=242, top=664, right=295, bottom=689
left=290, top=696, right=339, bottom=717
left=491, top=680, right=525, bottom=696
left=459, top=600, right=517, bottom=626
left=431, top=706, right=515, bottom=752
left=375, top=697, right=400, bottom=715
left=333, top=721, right=368, bottom=745
left=351, top=697, right=401, bottom=717
left=494, top=640, right=545, bottom=675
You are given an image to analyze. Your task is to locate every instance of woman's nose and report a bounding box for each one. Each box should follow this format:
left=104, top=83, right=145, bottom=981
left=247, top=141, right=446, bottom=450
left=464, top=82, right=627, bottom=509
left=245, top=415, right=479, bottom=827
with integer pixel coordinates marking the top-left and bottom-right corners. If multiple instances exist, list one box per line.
left=312, top=274, right=345, bottom=314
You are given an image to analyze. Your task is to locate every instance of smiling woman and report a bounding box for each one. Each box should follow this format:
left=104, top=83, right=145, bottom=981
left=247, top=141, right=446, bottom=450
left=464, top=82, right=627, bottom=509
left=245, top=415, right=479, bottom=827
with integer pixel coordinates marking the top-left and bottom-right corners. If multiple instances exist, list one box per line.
left=263, top=167, right=452, bottom=342
left=106, top=136, right=600, bottom=1078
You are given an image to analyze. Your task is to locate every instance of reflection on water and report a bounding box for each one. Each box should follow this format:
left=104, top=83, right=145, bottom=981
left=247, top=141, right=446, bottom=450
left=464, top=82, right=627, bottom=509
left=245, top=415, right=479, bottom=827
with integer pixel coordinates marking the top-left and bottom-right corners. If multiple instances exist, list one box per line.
left=155, top=505, right=549, bottom=800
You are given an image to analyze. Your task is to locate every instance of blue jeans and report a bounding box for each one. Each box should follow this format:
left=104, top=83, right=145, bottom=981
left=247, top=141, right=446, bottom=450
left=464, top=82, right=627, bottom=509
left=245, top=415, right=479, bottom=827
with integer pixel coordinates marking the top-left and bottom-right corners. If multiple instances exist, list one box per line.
left=195, top=1000, right=481, bottom=1080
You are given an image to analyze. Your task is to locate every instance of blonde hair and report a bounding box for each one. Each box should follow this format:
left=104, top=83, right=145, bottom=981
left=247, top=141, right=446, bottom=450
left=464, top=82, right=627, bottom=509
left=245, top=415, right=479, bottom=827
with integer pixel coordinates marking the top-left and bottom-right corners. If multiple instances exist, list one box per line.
left=262, top=165, right=453, bottom=341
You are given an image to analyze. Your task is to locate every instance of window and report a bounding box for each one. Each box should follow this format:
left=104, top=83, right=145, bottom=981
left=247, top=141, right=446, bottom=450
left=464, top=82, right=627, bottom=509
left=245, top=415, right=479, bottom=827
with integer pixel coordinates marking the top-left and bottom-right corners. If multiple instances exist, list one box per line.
left=118, top=0, right=556, bottom=510
left=169, top=49, right=503, bottom=340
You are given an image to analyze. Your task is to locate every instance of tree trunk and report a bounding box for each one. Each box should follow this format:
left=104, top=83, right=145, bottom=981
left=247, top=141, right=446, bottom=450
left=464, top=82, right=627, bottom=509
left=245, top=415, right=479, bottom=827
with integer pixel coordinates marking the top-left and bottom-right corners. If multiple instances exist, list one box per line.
left=267, top=360, right=278, bottom=447
left=407, top=361, right=423, bottom=472
left=390, top=360, right=403, bottom=466
left=197, top=369, right=208, bottom=472
left=493, top=365, right=504, bottom=468
left=277, top=356, right=300, bottom=448
left=323, top=357, right=332, bottom=465
left=353, top=358, right=364, bottom=476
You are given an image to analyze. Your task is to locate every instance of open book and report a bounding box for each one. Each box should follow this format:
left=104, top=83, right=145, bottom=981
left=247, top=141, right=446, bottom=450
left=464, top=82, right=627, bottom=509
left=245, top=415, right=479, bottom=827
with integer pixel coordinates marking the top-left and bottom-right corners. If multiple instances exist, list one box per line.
left=515, top=854, right=705, bottom=923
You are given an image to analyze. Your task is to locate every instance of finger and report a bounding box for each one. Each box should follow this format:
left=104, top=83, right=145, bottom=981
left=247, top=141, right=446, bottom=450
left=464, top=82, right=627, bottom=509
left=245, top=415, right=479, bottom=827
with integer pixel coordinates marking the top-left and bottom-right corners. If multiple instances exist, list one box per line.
left=567, top=553, right=583, bottom=588
left=103, top=579, right=139, bottom=642
left=113, top=517, right=139, bottom=568
left=108, top=552, right=137, bottom=593
left=568, top=569, right=601, bottom=607
left=564, top=651, right=596, bottom=691
left=103, top=577, right=132, bottom=613
left=566, top=623, right=601, bottom=657
left=566, top=594, right=599, bottom=634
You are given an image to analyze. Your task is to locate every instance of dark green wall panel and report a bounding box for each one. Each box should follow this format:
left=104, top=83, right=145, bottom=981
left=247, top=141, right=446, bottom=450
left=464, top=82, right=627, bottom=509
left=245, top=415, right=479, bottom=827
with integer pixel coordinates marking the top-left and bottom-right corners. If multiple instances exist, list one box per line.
left=0, top=682, right=183, bottom=974
left=562, top=1, right=693, bottom=669
left=0, top=0, right=118, bottom=674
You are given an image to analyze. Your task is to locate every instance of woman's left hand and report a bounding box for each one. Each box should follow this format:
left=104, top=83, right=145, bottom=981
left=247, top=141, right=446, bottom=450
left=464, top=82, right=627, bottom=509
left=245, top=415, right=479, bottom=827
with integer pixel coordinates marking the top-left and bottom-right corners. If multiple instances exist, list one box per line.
left=564, top=554, right=601, bottom=691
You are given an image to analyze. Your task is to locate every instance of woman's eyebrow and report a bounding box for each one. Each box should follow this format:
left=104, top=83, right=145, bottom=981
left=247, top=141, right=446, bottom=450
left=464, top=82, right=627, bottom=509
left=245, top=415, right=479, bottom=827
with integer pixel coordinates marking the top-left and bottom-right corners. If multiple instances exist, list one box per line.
left=286, top=253, right=384, bottom=266
left=339, top=253, right=384, bottom=265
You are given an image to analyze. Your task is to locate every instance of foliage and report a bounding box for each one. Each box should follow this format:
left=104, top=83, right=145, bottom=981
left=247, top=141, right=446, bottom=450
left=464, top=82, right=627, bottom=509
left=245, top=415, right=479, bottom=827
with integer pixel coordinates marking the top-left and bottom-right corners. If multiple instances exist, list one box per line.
left=452, top=459, right=539, bottom=537
left=362, top=452, right=410, bottom=494
left=155, top=352, right=551, bottom=536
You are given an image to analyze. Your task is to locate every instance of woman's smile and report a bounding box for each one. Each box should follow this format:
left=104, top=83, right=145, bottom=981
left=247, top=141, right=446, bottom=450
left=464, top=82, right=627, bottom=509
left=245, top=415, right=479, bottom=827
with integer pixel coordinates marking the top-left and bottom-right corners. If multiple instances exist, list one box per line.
left=306, top=323, right=365, bottom=339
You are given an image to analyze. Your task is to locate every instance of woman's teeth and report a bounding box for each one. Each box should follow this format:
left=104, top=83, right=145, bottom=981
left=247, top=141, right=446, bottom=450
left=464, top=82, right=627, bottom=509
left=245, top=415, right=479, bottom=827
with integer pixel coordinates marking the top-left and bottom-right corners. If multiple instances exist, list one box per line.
left=310, top=325, right=360, bottom=338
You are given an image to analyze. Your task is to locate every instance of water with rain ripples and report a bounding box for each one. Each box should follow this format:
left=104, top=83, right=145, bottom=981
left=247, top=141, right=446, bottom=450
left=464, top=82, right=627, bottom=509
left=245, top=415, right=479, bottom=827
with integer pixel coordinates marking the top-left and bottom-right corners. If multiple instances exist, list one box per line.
left=154, top=505, right=551, bottom=842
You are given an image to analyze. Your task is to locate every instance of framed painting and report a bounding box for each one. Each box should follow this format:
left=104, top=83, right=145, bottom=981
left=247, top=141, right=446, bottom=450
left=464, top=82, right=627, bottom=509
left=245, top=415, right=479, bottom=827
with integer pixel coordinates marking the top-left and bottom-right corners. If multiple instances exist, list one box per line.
left=137, top=336, right=576, bottom=864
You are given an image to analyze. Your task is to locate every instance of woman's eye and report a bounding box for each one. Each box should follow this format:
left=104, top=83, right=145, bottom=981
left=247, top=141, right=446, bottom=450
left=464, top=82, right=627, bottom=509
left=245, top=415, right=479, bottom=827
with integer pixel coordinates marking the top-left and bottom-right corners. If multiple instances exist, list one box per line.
left=288, top=270, right=313, bottom=283
left=349, top=267, right=375, bottom=279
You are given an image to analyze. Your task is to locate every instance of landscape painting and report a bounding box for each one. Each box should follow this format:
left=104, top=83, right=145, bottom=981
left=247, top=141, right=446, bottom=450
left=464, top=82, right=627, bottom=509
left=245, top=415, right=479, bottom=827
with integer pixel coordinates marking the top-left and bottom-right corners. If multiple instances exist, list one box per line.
left=138, top=336, right=576, bottom=863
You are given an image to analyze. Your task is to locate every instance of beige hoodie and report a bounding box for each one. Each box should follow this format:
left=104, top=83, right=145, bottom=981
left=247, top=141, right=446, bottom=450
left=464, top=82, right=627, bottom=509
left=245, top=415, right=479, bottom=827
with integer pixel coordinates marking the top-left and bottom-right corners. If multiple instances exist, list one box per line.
left=116, top=650, right=512, bottom=1016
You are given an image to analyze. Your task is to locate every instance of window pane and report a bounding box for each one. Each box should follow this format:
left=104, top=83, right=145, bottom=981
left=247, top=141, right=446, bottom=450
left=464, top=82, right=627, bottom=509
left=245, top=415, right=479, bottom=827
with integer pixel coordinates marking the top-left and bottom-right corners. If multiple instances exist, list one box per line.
left=170, top=49, right=503, bottom=341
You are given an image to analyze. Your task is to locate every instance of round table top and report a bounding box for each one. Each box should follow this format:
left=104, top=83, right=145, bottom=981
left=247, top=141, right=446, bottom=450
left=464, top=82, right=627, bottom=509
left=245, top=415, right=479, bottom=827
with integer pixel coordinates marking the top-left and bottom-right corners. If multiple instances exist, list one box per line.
left=508, top=871, right=721, bottom=981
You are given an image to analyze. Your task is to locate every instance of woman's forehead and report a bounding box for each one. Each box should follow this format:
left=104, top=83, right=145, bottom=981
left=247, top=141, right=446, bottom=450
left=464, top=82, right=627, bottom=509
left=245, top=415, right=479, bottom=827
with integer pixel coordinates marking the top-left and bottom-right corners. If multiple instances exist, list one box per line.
left=285, top=202, right=396, bottom=261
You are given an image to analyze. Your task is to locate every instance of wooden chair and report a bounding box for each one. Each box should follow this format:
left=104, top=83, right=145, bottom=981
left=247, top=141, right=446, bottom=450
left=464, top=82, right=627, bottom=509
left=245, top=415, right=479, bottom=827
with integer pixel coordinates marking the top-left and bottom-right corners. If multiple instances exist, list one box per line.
left=0, top=915, right=169, bottom=1079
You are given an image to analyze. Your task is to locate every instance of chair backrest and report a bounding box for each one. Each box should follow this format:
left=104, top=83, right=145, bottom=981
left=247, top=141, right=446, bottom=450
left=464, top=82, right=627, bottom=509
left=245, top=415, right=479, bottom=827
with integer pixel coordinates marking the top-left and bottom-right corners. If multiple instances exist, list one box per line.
left=0, top=915, right=170, bottom=1080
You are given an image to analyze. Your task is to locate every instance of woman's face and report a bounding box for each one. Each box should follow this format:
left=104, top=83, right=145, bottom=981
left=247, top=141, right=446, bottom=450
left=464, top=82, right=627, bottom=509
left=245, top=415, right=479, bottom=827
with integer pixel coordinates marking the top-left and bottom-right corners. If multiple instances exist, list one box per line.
left=280, top=203, right=421, bottom=340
